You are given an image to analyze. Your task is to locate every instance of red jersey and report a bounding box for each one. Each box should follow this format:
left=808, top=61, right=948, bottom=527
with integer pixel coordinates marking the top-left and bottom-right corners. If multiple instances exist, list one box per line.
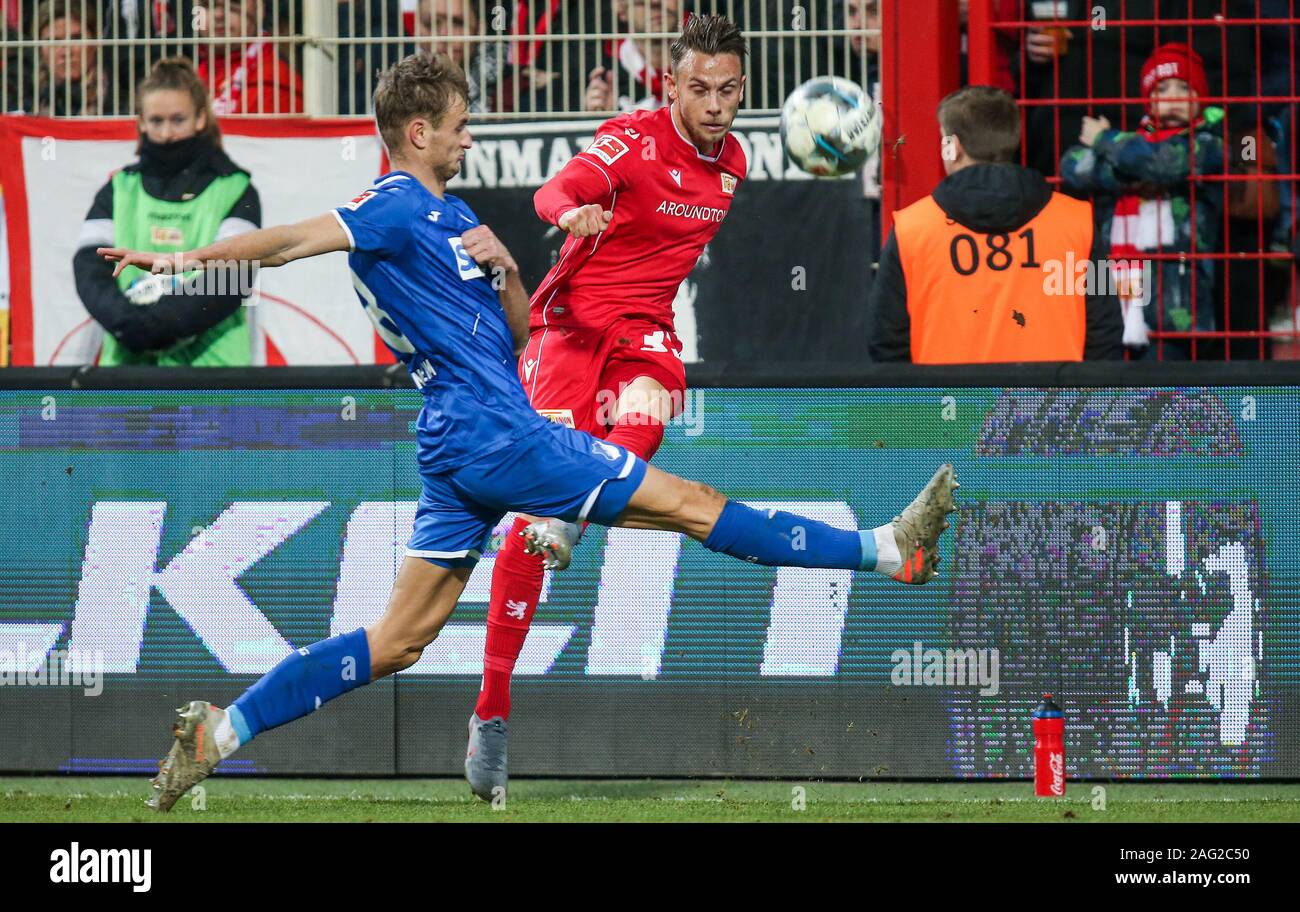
left=530, top=105, right=748, bottom=332
left=199, top=39, right=303, bottom=115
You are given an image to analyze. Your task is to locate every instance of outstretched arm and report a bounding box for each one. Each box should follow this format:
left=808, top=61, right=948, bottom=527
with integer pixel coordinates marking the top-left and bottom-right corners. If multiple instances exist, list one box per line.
left=99, top=212, right=349, bottom=276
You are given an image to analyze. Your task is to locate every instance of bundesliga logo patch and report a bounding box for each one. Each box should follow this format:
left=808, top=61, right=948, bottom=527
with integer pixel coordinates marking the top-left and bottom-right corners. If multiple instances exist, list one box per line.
left=586, top=135, right=629, bottom=166
left=343, top=190, right=375, bottom=211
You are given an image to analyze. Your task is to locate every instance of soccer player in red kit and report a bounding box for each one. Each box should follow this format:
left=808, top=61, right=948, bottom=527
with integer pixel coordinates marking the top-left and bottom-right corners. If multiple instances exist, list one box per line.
left=465, top=14, right=750, bottom=799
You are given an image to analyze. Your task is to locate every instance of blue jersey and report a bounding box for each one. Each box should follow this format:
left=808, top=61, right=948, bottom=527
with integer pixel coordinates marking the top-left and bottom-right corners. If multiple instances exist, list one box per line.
left=333, top=172, right=548, bottom=472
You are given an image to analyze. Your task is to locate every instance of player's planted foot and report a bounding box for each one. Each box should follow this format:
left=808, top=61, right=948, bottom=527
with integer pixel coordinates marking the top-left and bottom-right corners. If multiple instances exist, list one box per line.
left=465, top=713, right=508, bottom=801
left=883, top=463, right=957, bottom=585
left=521, top=518, right=584, bottom=571
left=147, top=700, right=231, bottom=812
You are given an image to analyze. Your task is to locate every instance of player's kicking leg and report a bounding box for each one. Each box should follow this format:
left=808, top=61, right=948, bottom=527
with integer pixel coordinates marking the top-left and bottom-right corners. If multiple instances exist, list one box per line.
left=148, top=557, right=471, bottom=811
left=619, top=462, right=957, bottom=583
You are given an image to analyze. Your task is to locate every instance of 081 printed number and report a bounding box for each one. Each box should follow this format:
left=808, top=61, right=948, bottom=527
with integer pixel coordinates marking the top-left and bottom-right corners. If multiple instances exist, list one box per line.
left=949, top=229, right=1041, bottom=276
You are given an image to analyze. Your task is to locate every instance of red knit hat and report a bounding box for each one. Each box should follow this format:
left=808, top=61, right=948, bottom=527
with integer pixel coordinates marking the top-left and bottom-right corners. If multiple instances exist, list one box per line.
left=1140, top=42, right=1209, bottom=99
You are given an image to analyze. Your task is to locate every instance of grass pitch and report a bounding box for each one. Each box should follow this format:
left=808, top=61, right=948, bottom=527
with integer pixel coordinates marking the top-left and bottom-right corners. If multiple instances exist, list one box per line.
left=2, top=777, right=1299, bottom=823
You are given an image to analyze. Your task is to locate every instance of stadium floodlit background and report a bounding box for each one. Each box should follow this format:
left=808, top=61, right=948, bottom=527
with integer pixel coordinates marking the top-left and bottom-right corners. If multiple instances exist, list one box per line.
left=0, top=2, right=1297, bottom=795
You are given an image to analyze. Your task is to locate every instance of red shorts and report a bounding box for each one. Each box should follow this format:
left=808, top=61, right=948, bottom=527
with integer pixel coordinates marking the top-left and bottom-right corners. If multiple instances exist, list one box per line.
left=518, top=318, right=687, bottom=438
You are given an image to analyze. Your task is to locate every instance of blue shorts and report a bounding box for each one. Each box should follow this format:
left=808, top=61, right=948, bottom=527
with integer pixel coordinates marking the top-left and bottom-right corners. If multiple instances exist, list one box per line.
left=406, top=421, right=648, bottom=568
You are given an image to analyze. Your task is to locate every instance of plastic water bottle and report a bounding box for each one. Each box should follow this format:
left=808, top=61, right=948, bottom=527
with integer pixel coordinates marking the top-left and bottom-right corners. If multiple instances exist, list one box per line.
left=1033, top=694, right=1066, bottom=797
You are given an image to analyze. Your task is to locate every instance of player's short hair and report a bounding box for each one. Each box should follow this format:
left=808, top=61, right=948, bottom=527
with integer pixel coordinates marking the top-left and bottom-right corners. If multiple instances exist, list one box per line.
left=373, top=53, right=470, bottom=153
left=937, top=85, right=1022, bottom=164
left=670, top=13, right=748, bottom=72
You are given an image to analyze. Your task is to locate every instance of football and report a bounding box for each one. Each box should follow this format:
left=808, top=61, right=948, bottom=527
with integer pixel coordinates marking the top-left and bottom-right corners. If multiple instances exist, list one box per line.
left=780, top=76, right=881, bottom=177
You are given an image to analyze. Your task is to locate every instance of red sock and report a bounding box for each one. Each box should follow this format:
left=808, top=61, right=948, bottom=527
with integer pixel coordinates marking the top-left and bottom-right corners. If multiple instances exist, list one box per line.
left=477, top=516, right=544, bottom=721
left=605, top=411, right=666, bottom=461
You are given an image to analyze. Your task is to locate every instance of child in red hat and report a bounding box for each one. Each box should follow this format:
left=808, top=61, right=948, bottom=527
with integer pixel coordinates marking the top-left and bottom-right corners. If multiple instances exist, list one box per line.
left=1060, top=42, right=1227, bottom=359
left=1139, top=41, right=1210, bottom=131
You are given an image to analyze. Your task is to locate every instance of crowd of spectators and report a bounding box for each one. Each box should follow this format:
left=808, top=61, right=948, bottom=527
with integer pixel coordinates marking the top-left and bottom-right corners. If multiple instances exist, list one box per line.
left=4, top=2, right=876, bottom=118
left=1, top=2, right=1296, bottom=360
left=6, top=1, right=119, bottom=115
left=4, top=1, right=302, bottom=115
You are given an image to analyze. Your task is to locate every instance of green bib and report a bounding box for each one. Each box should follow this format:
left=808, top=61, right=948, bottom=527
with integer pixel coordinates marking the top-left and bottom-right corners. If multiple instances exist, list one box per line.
left=105, top=169, right=252, bottom=366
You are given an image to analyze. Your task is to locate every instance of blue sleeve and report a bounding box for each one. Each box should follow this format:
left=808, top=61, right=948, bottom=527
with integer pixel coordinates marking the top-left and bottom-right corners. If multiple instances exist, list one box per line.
left=333, top=183, right=417, bottom=258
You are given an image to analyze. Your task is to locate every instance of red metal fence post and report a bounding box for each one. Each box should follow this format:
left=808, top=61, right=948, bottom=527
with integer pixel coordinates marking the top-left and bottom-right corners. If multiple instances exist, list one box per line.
left=967, top=0, right=997, bottom=85
left=879, top=0, right=962, bottom=241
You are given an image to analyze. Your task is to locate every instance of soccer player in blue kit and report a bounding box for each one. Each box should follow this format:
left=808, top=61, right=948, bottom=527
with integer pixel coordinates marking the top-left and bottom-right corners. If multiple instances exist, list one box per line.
left=101, top=53, right=957, bottom=811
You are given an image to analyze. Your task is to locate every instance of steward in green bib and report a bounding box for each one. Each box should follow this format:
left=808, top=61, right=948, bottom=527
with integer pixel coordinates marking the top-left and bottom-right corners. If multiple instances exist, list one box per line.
left=73, top=57, right=261, bottom=365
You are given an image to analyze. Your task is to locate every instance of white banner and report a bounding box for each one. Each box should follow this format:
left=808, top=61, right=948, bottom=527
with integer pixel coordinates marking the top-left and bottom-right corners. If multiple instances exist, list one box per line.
left=1, top=118, right=387, bottom=365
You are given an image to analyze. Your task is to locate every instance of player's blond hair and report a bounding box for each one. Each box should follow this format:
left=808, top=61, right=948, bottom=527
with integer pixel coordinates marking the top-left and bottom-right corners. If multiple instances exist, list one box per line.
left=373, top=53, right=471, bottom=153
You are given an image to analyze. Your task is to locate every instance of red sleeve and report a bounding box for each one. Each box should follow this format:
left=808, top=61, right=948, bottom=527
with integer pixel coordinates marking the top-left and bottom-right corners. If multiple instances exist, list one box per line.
left=534, top=141, right=626, bottom=225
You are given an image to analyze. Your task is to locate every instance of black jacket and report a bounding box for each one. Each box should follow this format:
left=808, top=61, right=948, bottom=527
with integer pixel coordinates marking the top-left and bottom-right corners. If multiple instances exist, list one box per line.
left=72, top=138, right=261, bottom=355
left=866, top=163, right=1123, bottom=363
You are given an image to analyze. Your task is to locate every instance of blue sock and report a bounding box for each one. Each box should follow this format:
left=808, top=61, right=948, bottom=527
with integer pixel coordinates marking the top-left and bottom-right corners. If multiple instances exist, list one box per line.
left=703, top=500, right=875, bottom=571
left=228, top=627, right=371, bottom=745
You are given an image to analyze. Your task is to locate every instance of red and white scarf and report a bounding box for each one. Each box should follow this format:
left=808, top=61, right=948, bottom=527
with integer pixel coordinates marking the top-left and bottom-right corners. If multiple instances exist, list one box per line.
left=1109, top=115, right=1201, bottom=346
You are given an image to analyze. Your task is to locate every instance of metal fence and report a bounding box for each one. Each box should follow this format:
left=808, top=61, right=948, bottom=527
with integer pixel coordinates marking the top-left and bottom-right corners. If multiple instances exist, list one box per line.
left=0, top=1, right=880, bottom=118
left=968, top=0, right=1299, bottom=361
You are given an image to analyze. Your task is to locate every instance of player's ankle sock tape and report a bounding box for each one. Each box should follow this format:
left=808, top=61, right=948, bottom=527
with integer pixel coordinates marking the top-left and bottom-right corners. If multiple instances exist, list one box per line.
left=229, top=627, right=371, bottom=742
left=870, top=523, right=902, bottom=575
left=605, top=412, right=666, bottom=461
left=703, top=500, right=873, bottom=570
left=214, top=707, right=245, bottom=759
